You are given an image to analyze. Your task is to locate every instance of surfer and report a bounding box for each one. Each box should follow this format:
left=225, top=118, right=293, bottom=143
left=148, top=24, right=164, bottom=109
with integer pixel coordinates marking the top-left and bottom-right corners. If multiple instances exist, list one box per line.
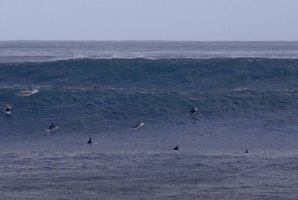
left=190, top=107, right=198, bottom=116
left=46, top=123, right=58, bottom=133
left=244, top=149, right=248, bottom=153
left=3, top=105, right=12, bottom=115
left=29, top=87, right=38, bottom=94
left=49, top=123, right=56, bottom=130
left=129, top=122, right=144, bottom=130
left=134, top=122, right=144, bottom=129
left=17, top=87, right=39, bottom=96
left=135, top=122, right=141, bottom=128
left=87, top=138, right=92, bottom=144
left=4, top=107, right=11, bottom=112
left=173, top=145, right=179, bottom=150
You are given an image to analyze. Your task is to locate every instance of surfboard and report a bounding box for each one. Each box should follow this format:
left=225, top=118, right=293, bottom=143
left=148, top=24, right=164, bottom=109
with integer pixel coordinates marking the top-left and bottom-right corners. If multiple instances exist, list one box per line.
left=3, top=105, right=12, bottom=115
left=17, top=88, right=39, bottom=97
left=131, top=122, right=144, bottom=130
left=189, top=108, right=198, bottom=117
left=4, top=110, right=12, bottom=115
left=46, top=126, right=59, bottom=133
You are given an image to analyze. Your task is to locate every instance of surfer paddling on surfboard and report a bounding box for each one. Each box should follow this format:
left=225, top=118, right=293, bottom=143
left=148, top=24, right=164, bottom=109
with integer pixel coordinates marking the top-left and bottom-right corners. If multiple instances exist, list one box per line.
left=130, top=122, right=144, bottom=130
left=189, top=107, right=198, bottom=117
left=17, top=87, right=39, bottom=97
left=135, top=122, right=144, bottom=128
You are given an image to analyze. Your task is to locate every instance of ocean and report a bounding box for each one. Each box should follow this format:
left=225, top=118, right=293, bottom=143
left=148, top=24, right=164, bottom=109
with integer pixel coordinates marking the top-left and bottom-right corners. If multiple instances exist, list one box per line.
left=1, top=41, right=298, bottom=199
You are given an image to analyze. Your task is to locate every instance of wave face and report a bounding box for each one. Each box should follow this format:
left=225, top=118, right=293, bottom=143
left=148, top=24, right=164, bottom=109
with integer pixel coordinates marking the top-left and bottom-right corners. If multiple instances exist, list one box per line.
left=1, top=57, right=298, bottom=135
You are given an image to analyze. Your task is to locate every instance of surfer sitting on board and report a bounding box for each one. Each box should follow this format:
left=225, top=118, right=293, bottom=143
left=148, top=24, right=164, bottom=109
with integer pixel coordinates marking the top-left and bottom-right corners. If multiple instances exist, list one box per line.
left=49, top=123, right=56, bottom=130
left=87, top=138, right=92, bottom=144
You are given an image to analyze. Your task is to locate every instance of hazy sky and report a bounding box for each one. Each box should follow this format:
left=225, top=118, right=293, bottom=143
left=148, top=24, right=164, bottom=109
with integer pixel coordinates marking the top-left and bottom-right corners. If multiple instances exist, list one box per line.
left=0, top=0, right=298, bottom=41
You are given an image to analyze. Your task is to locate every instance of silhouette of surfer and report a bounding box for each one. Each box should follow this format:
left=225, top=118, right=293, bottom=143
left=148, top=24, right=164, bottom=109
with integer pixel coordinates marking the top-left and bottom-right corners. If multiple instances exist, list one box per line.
left=135, top=122, right=141, bottom=128
left=4, top=106, right=11, bottom=113
left=190, top=107, right=198, bottom=116
left=49, top=123, right=56, bottom=130
left=173, top=145, right=179, bottom=150
left=87, top=138, right=92, bottom=144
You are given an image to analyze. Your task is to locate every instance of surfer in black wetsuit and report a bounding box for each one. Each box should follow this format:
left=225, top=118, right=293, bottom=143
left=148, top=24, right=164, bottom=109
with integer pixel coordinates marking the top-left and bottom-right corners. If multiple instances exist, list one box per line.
left=135, top=122, right=141, bottom=128
left=49, top=123, right=56, bottom=130
left=3, top=105, right=12, bottom=114
left=4, top=107, right=11, bottom=112
left=87, top=138, right=92, bottom=144
left=190, top=107, right=198, bottom=116
left=173, top=145, right=179, bottom=150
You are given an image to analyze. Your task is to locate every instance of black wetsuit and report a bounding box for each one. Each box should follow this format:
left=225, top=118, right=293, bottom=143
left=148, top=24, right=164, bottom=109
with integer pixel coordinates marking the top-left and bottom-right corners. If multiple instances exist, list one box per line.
left=173, top=145, right=179, bottom=150
left=135, top=122, right=141, bottom=128
left=190, top=108, right=197, bottom=115
left=49, top=123, right=55, bottom=130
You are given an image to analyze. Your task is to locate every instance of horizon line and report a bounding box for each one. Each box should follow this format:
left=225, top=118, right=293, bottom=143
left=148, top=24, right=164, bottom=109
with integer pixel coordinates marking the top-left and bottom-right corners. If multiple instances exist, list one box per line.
left=1, top=40, right=298, bottom=43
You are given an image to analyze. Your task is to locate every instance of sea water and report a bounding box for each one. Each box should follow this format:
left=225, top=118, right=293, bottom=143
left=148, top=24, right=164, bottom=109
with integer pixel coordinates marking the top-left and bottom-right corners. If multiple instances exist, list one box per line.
left=1, top=41, right=298, bottom=199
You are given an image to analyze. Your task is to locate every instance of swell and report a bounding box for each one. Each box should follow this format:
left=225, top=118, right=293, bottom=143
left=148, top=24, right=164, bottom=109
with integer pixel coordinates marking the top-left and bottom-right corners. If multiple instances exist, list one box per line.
left=1, top=57, right=298, bottom=135
left=0, top=58, right=298, bottom=92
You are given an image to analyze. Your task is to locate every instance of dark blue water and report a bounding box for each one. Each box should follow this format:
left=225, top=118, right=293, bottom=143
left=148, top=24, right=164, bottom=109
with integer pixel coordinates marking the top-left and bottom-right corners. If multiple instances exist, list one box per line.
left=1, top=41, right=298, bottom=200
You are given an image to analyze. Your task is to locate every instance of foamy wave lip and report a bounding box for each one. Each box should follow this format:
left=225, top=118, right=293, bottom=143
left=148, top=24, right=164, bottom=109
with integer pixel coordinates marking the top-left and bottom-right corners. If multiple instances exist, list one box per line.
left=0, top=85, right=52, bottom=90
left=233, top=88, right=249, bottom=92
left=2, top=53, right=298, bottom=64
left=47, top=56, right=89, bottom=62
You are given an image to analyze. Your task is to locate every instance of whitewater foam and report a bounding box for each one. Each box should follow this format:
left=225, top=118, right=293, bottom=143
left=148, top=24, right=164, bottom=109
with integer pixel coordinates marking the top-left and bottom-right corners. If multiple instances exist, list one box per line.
left=2, top=41, right=298, bottom=63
